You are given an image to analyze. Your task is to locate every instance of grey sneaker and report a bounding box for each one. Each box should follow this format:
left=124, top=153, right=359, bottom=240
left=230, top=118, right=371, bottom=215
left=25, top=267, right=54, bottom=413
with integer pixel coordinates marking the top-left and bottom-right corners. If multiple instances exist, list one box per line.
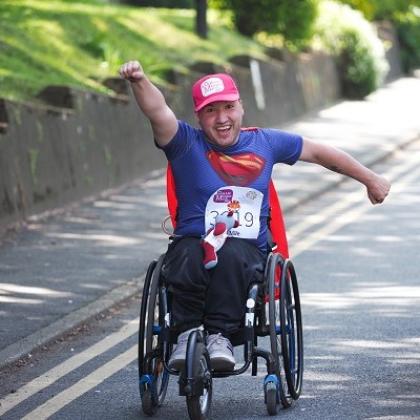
left=207, top=333, right=235, bottom=371
left=168, top=328, right=194, bottom=371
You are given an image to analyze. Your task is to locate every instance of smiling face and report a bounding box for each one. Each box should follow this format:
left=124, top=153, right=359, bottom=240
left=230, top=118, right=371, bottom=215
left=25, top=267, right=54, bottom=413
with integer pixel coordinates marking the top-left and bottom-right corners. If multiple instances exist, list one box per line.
left=196, top=100, right=244, bottom=148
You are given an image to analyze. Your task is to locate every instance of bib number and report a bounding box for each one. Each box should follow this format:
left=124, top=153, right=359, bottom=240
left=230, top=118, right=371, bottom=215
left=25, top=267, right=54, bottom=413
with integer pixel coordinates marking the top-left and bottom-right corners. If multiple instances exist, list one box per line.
left=205, top=186, right=263, bottom=239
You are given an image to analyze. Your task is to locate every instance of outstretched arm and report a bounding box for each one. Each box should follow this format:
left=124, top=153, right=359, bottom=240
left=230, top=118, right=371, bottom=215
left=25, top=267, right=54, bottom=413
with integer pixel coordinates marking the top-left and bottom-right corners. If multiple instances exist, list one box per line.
left=299, top=138, right=391, bottom=204
left=119, top=60, right=178, bottom=147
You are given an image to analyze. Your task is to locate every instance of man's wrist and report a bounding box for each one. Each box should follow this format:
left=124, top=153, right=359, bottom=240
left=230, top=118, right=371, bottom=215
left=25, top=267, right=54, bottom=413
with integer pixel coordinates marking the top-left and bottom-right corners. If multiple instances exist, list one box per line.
left=129, top=76, right=145, bottom=84
left=127, top=69, right=147, bottom=84
left=360, top=169, right=377, bottom=188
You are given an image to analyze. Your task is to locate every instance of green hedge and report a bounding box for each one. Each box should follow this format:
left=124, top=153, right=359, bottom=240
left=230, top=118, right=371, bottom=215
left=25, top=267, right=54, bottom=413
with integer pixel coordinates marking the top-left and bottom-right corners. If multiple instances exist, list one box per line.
left=395, top=10, right=420, bottom=73
left=210, top=0, right=318, bottom=49
left=314, top=0, right=388, bottom=98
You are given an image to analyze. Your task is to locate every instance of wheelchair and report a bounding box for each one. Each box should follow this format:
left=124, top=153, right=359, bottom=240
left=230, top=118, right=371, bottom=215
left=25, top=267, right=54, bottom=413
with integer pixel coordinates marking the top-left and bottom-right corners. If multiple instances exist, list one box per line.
left=138, top=245, right=303, bottom=419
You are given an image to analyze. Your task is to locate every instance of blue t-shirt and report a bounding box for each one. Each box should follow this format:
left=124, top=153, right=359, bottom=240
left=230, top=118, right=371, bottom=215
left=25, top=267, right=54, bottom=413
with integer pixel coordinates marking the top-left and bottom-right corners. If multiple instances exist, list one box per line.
left=159, top=121, right=303, bottom=252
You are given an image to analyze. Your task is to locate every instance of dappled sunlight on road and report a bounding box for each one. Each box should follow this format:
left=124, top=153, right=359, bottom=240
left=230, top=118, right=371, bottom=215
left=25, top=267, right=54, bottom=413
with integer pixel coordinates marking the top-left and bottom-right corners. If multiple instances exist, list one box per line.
left=93, top=193, right=168, bottom=210
left=302, top=284, right=420, bottom=310
left=0, top=283, right=74, bottom=305
left=304, top=370, right=352, bottom=383
left=45, top=232, right=145, bottom=246
left=334, top=339, right=419, bottom=351
left=0, top=296, right=43, bottom=304
left=0, top=284, right=73, bottom=297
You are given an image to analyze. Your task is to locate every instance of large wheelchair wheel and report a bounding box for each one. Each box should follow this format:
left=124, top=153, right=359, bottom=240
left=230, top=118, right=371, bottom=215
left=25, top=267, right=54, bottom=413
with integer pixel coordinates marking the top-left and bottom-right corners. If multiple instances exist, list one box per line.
left=138, top=255, right=169, bottom=416
left=279, top=258, right=303, bottom=400
left=184, top=331, right=212, bottom=420
left=267, top=253, right=303, bottom=408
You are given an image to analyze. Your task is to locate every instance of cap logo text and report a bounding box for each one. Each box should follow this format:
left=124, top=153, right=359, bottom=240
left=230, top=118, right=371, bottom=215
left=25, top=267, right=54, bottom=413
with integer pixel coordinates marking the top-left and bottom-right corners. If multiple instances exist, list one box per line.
left=201, top=77, right=225, bottom=97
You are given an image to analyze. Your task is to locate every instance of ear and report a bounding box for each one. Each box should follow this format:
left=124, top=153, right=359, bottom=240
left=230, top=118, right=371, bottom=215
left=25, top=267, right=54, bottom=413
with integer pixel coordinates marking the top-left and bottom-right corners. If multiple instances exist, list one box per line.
left=238, top=99, right=245, bottom=116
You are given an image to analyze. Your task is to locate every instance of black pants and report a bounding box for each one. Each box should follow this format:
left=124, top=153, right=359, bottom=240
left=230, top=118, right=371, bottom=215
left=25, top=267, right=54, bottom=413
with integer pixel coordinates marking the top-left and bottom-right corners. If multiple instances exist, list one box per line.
left=162, top=237, right=266, bottom=337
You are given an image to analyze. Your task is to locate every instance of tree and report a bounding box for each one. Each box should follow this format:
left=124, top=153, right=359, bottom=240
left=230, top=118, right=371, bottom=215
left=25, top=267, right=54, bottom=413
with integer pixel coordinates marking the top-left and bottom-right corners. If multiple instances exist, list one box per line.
left=196, top=0, right=208, bottom=39
left=210, top=0, right=318, bottom=48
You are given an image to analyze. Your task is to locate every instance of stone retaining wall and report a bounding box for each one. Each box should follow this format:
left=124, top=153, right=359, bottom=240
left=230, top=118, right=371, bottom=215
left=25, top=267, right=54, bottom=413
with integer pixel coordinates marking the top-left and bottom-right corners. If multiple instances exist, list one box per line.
left=0, top=52, right=352, bottom=228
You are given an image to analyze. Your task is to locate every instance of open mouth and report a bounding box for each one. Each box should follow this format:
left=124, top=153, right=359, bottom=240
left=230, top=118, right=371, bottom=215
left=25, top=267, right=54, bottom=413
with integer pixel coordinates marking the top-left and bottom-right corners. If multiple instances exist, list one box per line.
left=215, top=125, right=232, bottom=137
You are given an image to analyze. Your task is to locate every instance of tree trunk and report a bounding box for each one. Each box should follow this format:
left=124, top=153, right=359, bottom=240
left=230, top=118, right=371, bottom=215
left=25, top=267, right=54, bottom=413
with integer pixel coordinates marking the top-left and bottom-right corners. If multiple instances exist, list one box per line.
left=196, top=0, right=207, bottom=39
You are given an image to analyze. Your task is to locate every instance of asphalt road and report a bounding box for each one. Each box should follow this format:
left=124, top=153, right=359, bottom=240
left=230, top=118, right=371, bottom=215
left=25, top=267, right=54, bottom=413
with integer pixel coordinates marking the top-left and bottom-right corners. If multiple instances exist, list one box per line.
left=1, top=137, right=420, bottom=420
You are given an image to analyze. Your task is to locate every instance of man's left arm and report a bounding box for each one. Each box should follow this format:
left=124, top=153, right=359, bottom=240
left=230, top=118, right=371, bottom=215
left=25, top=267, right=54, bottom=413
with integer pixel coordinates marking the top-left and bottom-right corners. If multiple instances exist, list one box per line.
left=299, top=138, right=391, bottom=204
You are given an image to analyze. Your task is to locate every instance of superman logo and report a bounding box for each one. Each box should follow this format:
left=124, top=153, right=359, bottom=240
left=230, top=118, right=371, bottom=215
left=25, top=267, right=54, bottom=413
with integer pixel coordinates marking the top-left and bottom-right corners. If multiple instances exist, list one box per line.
left=207, top=150, right=265, bottom=186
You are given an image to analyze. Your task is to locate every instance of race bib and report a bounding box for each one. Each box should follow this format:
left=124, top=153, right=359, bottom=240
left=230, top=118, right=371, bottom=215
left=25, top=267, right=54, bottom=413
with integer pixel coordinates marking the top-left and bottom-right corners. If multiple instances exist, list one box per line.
left=205, top=186, right=263, bottom=239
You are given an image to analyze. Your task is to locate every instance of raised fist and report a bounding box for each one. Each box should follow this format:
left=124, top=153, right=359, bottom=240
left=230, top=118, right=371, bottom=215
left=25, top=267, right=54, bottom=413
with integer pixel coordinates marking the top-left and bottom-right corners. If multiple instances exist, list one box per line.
left=119, top=60, right=145, bottom=83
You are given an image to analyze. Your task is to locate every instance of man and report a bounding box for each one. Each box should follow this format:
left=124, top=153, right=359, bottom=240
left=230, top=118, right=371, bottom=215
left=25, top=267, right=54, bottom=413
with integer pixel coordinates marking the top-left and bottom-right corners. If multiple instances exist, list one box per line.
left=119, top=60, right=390, bottom=371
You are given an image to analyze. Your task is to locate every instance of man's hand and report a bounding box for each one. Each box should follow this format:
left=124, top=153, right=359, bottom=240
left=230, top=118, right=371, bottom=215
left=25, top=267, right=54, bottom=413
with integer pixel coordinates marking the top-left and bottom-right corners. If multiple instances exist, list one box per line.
left=366, top=174, right=391, bottom=204
left=118, top=59, right=178, bottom=146
left=119, top=60, right=145, bottom=83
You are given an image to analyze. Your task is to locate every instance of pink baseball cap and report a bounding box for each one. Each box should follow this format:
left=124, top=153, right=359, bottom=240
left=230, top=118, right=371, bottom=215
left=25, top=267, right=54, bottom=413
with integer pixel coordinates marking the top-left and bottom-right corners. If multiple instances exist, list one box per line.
left=192, top=73, right=240, bottom=112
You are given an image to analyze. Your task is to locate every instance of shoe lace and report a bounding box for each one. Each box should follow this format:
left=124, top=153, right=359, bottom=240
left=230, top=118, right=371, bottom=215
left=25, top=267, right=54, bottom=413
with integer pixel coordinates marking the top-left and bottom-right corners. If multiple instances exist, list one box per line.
left=207, top=333, right=232, bottom=351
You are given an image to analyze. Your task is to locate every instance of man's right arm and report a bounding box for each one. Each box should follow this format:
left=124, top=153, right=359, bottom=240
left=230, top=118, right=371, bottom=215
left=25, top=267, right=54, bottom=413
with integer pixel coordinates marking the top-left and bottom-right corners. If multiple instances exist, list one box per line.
left=119, top=60, right=178, bottom=147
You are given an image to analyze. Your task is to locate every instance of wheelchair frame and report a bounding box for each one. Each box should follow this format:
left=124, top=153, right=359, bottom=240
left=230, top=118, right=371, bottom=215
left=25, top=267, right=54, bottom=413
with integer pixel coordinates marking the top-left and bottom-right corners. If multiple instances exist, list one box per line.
left=138, top=249, right=303, bottom=419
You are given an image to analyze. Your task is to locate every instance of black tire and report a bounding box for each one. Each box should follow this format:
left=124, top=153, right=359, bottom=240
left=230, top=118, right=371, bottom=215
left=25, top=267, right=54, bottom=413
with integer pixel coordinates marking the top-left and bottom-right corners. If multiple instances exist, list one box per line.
left=265, top=380, right=279, bottom=415
left=185, top=332, right=212, bottom=420
left=279, top=259, right=303, bottom=400
left=146, top=255, right=169, bottom=405
left=138, top=255, right=169, bottom=414
left=267, top=253, right=293, bottom=408
left=138, top=259, right=156, bottom=377
left=141, top=388, right=157, bottom=416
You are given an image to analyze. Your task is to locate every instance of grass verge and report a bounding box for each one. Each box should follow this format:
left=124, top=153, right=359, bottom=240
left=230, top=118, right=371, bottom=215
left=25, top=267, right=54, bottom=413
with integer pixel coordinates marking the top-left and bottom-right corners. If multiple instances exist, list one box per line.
left=0, top=0, right=267, bottom=102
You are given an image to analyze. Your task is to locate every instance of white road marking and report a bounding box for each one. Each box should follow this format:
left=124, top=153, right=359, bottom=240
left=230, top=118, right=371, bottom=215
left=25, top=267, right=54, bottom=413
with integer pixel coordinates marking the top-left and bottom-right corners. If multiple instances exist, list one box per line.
left=21, top=345, right=137, bottom=420
left=0, top=319, right=138, bottom=416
